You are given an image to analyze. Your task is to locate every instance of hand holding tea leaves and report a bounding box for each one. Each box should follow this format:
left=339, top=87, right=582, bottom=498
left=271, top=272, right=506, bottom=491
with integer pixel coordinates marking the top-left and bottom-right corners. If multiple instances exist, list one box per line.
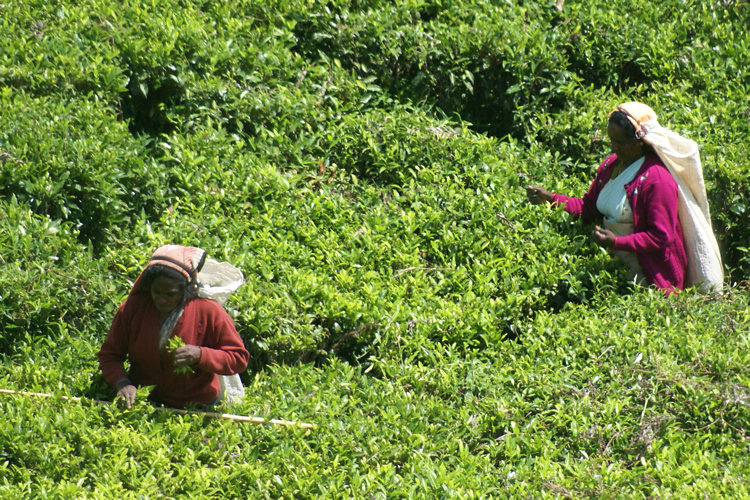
left=167, top=336, right=201, bottom=375
left=116, top=383, right=153, bottom=410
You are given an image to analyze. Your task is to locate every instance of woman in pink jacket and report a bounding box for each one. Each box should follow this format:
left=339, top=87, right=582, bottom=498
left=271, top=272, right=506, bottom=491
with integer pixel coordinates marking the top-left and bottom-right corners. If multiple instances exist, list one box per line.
left=526, top=104, right=687, bottom=294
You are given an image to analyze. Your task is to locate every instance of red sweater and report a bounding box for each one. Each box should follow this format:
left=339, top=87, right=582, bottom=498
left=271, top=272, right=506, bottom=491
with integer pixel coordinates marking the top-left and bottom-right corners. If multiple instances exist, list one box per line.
left=97, top=294, right=249, bottom=407
left=551, top=153, right=687, bottom=292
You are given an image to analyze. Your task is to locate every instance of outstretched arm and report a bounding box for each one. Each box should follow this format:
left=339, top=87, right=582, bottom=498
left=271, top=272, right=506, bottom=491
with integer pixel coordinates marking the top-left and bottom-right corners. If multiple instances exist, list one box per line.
left=526, top=185, right=554, bottom=204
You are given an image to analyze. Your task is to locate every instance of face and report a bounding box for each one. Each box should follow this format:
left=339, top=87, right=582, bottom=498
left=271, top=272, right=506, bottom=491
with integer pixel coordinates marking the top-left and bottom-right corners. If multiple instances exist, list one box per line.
left=607, top=121, right=644, bottom=166
left=150, top=275, right=184, bottom=315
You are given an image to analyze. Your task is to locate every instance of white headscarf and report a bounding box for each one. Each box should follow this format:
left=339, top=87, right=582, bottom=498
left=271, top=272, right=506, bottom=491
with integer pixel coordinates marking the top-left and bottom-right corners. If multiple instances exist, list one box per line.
left=613, top=102, right=724, bottom=293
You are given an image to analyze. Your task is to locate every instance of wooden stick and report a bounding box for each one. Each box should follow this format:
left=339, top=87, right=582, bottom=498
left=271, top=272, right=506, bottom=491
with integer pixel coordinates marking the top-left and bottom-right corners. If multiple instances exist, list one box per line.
left=0, top=388, right=315, bottom=429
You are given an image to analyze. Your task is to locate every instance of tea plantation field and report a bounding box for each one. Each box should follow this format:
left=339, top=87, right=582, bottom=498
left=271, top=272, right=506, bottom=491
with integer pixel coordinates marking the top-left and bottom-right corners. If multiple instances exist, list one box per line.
left=1, top=0, right=749, bottom=497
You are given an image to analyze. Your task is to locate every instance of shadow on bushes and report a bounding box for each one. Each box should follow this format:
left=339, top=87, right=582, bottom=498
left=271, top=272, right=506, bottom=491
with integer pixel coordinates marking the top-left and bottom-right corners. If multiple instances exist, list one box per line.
left=120, top=73, right=182, bottom=137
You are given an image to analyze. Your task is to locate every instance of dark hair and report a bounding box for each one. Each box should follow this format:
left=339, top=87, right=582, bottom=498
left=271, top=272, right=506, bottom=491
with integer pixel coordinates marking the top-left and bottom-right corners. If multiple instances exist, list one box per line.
left=139, top=264, right=188, bottom=291
left=608, top=110, right=638, bottom=139
left=608, top=110, right=655, bottom=154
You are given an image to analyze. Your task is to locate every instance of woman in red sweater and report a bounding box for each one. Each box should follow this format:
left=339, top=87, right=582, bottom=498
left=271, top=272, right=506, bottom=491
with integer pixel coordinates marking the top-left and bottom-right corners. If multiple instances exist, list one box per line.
left=97, top=245, right=249, bottom=408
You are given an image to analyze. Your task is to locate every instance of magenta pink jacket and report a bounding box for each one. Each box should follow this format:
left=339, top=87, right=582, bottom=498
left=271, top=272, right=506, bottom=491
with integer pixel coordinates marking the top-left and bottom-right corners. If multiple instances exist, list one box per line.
left=551, top=153, right=687, bottom=293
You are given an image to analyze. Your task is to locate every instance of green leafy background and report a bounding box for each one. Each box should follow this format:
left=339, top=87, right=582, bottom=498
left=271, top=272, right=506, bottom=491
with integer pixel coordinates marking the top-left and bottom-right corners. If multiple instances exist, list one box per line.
left=1, top=0, right=748, bottom=497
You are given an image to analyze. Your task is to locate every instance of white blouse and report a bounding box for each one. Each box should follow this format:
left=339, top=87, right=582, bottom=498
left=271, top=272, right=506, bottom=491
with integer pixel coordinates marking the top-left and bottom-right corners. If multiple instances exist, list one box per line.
left=596, top=156, right=646, bottom=283
left=596, top=156, right=644, bottom=223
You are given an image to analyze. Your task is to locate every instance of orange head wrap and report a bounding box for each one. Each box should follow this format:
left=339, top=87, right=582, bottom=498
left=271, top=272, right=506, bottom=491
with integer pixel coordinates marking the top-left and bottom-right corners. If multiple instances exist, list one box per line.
left=130, top=245, right=206, bottom=294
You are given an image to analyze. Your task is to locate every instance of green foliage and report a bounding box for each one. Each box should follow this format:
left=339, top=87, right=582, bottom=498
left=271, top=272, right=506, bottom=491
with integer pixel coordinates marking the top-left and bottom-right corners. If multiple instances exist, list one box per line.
left=0, top=199, right=120, bottom=351
left=166, top=336, right=185, bottom=352
left=290, top=0, right=571, bottom=139
left=0, top=90, right=160, bottom=247
left=1, top=0, right=748, bottom=497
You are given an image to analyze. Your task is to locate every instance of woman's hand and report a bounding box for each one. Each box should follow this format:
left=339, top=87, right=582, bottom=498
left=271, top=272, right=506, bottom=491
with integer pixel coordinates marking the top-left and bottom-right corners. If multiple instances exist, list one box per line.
left=116, top=384, right=137, bottom=409
left=173, top=344, right=201, bottom=369
left=526, top=185, right=553, bottom=204
left=592, top=225, right=616, bottom=248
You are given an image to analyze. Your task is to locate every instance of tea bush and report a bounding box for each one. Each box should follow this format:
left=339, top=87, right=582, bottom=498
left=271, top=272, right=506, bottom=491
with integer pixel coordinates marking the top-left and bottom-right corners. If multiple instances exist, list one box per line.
left=1, top=292, right=747, bottom=497
left=0, top=90, right=160, bottom=247
left=0, top=199, right=122, bottom=352
left=0, top=1, right=127, bottom=96
left=290, top=0, right=571, bottom=139
left=1, top=0, right=749, bottom=497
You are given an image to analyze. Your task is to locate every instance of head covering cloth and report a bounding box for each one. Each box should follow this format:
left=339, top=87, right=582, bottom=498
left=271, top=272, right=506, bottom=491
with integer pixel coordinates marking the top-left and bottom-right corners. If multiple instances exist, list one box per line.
left=131, top=245, right=207, bottom=348
left=609, top=102, right=723, bottom=292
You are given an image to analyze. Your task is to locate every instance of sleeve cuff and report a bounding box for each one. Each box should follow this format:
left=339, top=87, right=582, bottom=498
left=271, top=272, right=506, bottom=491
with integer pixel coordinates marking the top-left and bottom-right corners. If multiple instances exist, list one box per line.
left=612, top=236, right=625, bottom=251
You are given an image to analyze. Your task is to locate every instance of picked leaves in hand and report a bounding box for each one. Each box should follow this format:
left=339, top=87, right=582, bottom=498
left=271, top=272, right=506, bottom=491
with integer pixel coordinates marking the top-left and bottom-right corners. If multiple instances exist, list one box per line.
left=167, top=336, right=192, bottom=375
